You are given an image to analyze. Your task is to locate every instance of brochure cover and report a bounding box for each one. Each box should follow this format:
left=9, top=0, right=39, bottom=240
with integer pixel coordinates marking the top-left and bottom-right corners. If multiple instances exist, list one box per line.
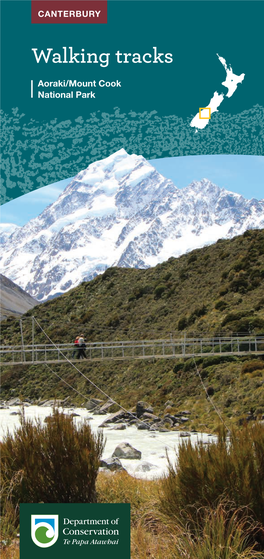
left=0, top=1, right=264, bottom=558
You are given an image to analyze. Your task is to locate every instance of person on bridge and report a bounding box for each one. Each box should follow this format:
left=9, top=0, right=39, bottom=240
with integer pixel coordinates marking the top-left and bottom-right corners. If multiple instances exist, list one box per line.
left=72, top=336, right=80, bottom=358
left=78, top=334, right=87, bottom=359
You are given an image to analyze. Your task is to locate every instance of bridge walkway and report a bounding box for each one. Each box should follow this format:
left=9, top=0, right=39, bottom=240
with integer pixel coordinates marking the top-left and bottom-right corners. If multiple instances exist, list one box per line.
left=0, top=336, right=263, bottom=366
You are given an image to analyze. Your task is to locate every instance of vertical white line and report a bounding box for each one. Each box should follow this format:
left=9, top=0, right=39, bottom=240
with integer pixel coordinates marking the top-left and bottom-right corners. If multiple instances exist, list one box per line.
left=31, top=80, right=34, bottom=98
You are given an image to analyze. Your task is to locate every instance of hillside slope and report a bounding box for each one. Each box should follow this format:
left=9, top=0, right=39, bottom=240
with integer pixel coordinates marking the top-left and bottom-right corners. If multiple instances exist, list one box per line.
left=1, top=229, right=264, bottom=430
left=0, top=149, right=263, bottom=301
left=0, top=274, right=37, bottom=321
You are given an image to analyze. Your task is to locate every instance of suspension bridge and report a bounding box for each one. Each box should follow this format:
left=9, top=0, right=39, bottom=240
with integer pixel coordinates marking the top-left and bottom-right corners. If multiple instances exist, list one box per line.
left=0, top=335, right=264, bottom=366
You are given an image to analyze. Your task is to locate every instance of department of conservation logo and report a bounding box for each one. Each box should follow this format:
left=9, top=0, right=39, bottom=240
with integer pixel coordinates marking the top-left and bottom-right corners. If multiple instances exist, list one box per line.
left=31, top=515, right=59, bottom=548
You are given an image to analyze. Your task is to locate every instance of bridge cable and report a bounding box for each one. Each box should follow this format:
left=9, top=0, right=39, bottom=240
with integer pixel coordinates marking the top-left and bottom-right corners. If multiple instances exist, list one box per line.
left=44, top=364, right=96, bottom=403
left=33, top=317, right=150, bottom=429
left=44, top=362, right=198, bottom=454
left=34, top=317, right=228, bottom=442
left=192, top=356, right=229, bottom=431
left=36, top=320, right=208, bottom=451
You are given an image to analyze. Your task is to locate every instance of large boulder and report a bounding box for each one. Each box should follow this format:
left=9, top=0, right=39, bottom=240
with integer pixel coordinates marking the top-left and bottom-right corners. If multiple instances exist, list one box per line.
left=112, top=442, right=142, bottom=460
left=136, top=401, right=154, bottom=418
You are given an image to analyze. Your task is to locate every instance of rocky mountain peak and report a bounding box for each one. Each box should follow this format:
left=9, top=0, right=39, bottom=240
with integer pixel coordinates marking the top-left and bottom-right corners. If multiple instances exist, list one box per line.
left=0, top=151, right=263, bottom=301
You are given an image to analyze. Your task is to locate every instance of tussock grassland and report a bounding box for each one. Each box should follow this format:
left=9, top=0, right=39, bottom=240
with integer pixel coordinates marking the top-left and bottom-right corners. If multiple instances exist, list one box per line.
left=1, top=413, right=264, bottom=558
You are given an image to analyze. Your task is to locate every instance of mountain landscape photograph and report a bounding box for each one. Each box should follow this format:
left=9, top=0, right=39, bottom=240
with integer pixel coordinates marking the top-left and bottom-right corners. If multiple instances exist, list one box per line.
left=0, top=150, right=264, bottom=301
left=1, top=151, right=264, bottom=558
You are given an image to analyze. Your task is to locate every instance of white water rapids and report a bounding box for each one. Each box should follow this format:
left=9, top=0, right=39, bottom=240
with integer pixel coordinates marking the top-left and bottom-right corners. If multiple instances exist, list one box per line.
left=0, top=405, right=216, bottom=479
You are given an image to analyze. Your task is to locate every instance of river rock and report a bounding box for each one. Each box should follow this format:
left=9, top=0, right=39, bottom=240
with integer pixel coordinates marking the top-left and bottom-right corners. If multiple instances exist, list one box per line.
left=7, top=398, right=22, bottom=406
left=100, top=457, right=126, bottom=471
left=164, top=400, right=174, bottom=407
left=84, top=398, right=104, bottom=411
left=179, top=431, right=191, bottom=437
left=137, top=423, right=150, bottom=430
left=99, top=410, right=130, bottom=425
left=96, top=401, right=116, bottom=414
left=136, top=401, right=154, bottom=417
left=141, top=412, right=159, bottom=421
left=128, top=419, right=139, bottom=425
left=161, top=417, right=174, bottom=427
left=112, top=442, right=141, bottom=460
left=135, top=461, right=158, bottom=473
left=164, top=405, right=173, bottom=413
left=39, top=399, right=64, bottom=407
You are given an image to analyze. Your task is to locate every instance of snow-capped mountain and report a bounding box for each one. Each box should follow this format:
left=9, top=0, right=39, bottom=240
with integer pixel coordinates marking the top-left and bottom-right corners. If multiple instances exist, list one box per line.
left=0, top=149, right=263, bottom=301
left=0, top=223, right=20, bottom=245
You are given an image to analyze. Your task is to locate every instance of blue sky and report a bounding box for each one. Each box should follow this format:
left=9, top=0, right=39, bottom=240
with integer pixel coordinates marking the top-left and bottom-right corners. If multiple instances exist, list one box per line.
left=1, top=155, right=263, bottom=226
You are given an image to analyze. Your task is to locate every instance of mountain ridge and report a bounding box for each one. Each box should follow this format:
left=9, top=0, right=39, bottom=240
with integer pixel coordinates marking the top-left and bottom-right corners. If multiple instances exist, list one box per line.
left=0, top=149, right=263, bottom=301
left=0, top=274, right=37, bottom=321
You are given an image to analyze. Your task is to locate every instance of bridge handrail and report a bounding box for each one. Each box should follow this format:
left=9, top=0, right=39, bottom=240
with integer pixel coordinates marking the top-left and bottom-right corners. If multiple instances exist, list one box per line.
left=0, top=335, right=263, bottom=354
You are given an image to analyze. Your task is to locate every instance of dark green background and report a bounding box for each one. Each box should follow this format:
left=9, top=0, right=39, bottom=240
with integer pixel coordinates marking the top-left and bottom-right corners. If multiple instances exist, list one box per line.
left=20, top=503, right=130, bottom=558
left=1, top=1, right=263, bottom=119
left=1, top=1, right=263, bottom=203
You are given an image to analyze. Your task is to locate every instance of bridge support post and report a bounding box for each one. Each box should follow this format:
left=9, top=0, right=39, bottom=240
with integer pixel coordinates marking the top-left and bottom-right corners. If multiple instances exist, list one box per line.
left=19, top=319, right=25, bottom=362
left=32, top=317, right=35, bottom=362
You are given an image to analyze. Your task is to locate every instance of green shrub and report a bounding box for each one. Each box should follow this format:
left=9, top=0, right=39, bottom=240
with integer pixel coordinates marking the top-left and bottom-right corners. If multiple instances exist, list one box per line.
left=131, top=285, right=153, bottom=300
left=188, top=305, right=207, bottom=325
left=187, top=253, right=197, bottom=264
left=232, top=260, right=245, bottom=272
left=241, top=360, right=264, bottom=375
left=178, top=317, right=188, bottom=331
left=173, top=362, right=184, bottom=374
left=179, top=269, right=188, bottom=281
left=106, top=313, right=120, bottom=327
left=219, top=287, right=229, bottom=296
left=159, top=424, right=264, bottom=526
left=0, top=408, right=105, bottom=508
left=101, top=267, right=118, bottom=280
left=222, top=316, right=264, bottom=335
left=222, top=311, right=250, bottom=327
left=215, top=300, right=228, bottom=311
left=229, top=277, right=249, bottom=293
left=154, top=285, right=166, bottom=298
left=219, top=250, right=230, bottom=260
left=251, top=317, right=264, bottom=331
left=81, top=309, right=94, bottom=322
left=243, top=230, right=254, bottom=238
